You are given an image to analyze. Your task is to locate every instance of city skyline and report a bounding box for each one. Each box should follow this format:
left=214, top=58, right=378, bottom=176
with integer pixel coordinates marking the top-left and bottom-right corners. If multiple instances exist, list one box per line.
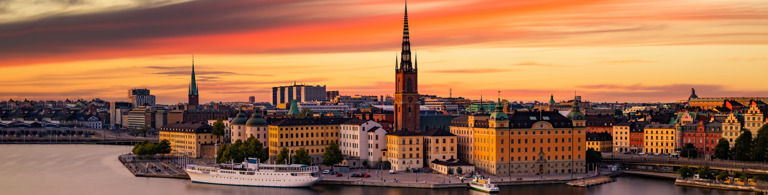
left=1, top=0, right=767, bottom=104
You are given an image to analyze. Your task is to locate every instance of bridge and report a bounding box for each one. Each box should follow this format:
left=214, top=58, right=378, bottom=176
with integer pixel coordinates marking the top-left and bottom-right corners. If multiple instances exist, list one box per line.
left=603, top=154, right=768, bottom=174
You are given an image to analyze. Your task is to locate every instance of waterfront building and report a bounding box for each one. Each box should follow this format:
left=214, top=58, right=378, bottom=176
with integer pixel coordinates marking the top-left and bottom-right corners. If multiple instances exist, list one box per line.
left=339, top=119, right=386, bottom=166
left=159, top=121, right=222, bottom=158
left=271, top=83, right=327, bottom=106
left=109, top=102, right=132, bottom=128
left=188, top=58, right=199, bottom=110
left=449, top=114, right=482, bottom=164
left=423, top=127, right=457, bottom=166
left=686, top=88, right=768, bottom=110
left=450, top=98, right=587, bottom=176
left=430, top=159, right=474, bottom=175
left=643, top=124, right=676, bottom=154
left=229, top=110, right=268, bottom=147
left=267, top=118, right=346, bottom=164
left=629, top=121, right=648, bottom=153
left=612, top=122, right=631, bottom=153
left=586, top=132, right=612, bottom=152
left=127, top=88, right=156, bottom=108
left=721, top=113, right=743, bottom=147
left=744, top=102, right=766, bottom=138
left=386, top=130, right=424, bottom=171
left=682, top=121, right=722, bottom=155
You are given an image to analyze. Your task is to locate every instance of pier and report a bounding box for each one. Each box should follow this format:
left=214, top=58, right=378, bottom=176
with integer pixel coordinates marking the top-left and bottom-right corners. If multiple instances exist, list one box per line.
left=119, top=154, right=190, bottom=179
left=566, top=176, right=615, bottom=187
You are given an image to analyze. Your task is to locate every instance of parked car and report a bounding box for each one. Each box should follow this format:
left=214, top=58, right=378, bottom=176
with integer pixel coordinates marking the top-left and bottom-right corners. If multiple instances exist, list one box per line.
left=389, top=170, right=396, bottom=174
left=322, top=170, right=331, bottom=174
left=363, top=174, right=371, bottom=178
left=335, top=173, right=343, bottom=177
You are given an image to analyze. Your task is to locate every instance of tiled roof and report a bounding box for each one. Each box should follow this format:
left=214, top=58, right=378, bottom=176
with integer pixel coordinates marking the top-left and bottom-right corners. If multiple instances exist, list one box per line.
left=160, top=122, right=213, bottom=134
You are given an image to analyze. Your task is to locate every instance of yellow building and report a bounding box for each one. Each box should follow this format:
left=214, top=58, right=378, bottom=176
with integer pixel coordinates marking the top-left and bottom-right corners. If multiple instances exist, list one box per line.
left=721, top=113, right=742, bottom=147
left=612, top=122, right=631, bottom=153
left=267, top=118, right=345, bottom=164
left=644, top=124, right=676, bottom=154
left=586, top=132, right=612, bottom=152
left=386, top=131, right=424, bottom=171
left=744, top=102, right=766, bottom=138
left=424, top=128, right=457, bottom=166
left=450, top=115, right=486, bottom=164
left=159, top=122, right=222, bottom=158
left=450, top=100, right=587, bottom=176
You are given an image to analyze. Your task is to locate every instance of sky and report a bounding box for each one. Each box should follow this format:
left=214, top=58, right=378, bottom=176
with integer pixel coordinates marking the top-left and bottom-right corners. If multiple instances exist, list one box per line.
left=0, top=0, right=766, bottom=104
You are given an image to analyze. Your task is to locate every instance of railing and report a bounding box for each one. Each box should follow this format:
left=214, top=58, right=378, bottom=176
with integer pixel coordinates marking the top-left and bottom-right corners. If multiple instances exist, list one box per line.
left=605, top=155, right=768, bottom=171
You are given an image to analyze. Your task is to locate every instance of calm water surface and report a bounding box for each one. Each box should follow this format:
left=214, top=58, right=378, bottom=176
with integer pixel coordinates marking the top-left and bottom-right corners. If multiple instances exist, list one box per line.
left=0, top=145, right=754, bottom=195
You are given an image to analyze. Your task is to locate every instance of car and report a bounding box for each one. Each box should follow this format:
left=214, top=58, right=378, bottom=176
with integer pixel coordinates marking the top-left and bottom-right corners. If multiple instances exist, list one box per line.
left=350, top=173, right=360, bottom=177
left=335, top=173, right=343, bottom=177
left=389, top=170, right=396, bottom=174
left=623, top=152, right=631, bottom=154
left=322, top=170, right=331, bottom=174
left=638, top=152, right=646, bottom=155
left=363, top=174, right=371, bottom=178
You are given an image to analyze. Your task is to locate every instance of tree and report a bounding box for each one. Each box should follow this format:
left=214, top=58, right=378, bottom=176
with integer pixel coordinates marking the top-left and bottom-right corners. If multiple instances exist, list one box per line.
left=753, top=124, right=768, bottom=162
left=586, top=148, right=602, bottom=170
left=681, top=143, right=698, bottom=158
left=212, top=118, right=226, bottom=141
left=696, top=166, right=714, bottom=180
left=457, top=166, right=463, bottom=175
left=132, top=140, right=171, bottom=156
left=156, top=139, right=172, bottom=154
left=292, top=147, right=312, bottom=165
left=322, top=141, right=343, bottom=167
left=714, top=138, right=731, bottom=160
left=298, top=108, right=314, bottom=119
left=216, top=144, right=229, bottom=163
left=447, top=168, right=454, bottom=175
left=276, top=148, right=290, bottom=164
left=733, top=130, right=754, bottom=161
left=137, top=125, right=148, bottom=137
left=678, top=166, right=694, bottom=179
left=716, top=172, right=729, bottom=182
left=362, top=160, right=369, bottom=168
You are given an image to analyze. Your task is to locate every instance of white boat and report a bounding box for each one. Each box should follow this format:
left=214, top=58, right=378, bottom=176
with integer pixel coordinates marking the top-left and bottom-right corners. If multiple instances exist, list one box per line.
left=469, top=177, right=499, bottom=193
left=185, top=158, right=321, bottom=188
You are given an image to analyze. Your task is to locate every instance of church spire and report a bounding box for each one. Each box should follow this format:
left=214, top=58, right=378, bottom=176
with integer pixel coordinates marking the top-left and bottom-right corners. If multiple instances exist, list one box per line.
left=189, top=56, right=198, bottom=96
left=399, top=1, right=412, bottom=71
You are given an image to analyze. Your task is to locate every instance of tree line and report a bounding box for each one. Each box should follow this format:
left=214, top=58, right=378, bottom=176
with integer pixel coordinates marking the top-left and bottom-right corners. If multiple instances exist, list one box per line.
left=711, top=124, right=768, bottom=161
left=132, top=140, right=171, bottom=156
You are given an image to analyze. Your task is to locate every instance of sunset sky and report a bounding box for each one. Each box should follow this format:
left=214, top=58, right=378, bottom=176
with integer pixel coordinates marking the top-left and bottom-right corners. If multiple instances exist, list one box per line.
left=0, top=0, right=766, bottom=104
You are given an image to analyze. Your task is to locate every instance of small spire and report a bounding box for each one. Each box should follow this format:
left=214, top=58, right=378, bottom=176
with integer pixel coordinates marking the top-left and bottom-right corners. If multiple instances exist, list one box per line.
left=415, top=51, right=418, bottom=70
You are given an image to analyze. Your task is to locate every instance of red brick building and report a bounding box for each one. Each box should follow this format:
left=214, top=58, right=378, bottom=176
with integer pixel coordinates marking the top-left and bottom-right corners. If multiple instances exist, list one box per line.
left=629, top=121, right=648, bottom=153
left=682, top=121, right=722, bottom=155
left=585, top=115, right=615, bottom=134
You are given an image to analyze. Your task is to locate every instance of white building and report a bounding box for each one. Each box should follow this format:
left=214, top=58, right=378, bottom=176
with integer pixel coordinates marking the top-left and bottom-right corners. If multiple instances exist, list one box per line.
left=229, top=111, right=269, bottom=147
left=297, top=102, right=351, bottom=114
left=340, top=119, right=386, bottom=166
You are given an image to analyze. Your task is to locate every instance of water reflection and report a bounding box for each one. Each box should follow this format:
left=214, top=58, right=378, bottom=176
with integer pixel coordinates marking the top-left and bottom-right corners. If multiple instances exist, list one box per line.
left=0, top=145, right=756, bottom=195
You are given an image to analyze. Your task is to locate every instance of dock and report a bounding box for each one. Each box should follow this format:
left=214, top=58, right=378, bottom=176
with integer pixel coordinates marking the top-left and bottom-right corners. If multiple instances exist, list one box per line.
left=119, top=154, right=190, bottom=179
left=566, top=176, right=615, bottom=187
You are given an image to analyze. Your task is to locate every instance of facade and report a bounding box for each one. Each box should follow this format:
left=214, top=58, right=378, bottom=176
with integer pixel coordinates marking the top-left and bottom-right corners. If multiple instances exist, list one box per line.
left=229, top=110, right=268, bottom=147
left=159, top=122, right=222, bottom=158
left=423, top=127, right=457, bottom=166
left=430, top=160, right=474, bottom=175
left=449, top=115, right=483, bottom=164
left=450, top=98, right=586, bottom=176
left=629, top=122, right=647, bottom=153
left=585, top=115, right=614, bottom=134
left=682, top=121, right=722, bottom=155
left=271, top=84, right=327, bottom=106
left=168, top=110, right=229, bottom=124
left=267, top=118, right=346, bottom=164
left=721, top=113, right=742, bottom=147
left=612, top=122, right=631, bottom=153
left=297, top=102, right=351, bottom=114
left=339, top=119, right=386, bottom=165
left=744, top=102, right=765, bottom=138
left=128, top=88, right=156, bottom=108
left=109, top=102, right=132, bottom=128
left=644, top=124, right=676, bottom=154
left=386, top=131, right=424, bottom=171
left=124, top=108, right=147, bottom=129
left=586, top=132, right=612, bottom=152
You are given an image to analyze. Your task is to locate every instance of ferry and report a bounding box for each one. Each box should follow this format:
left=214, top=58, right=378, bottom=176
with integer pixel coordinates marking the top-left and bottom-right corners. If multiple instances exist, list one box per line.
left=185, top=158, right=321, bottom=188
left=469, top=177, right=500, bottom=193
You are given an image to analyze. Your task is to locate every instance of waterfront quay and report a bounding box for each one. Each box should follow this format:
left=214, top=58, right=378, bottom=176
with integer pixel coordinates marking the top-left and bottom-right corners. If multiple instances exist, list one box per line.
left=1, top=128, right=156, bottom=145
left=119, top=154, right=190, bottom=179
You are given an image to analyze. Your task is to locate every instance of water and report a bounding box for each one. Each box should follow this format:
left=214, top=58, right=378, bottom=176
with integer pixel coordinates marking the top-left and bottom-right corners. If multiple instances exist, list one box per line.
left=0, top=145, right=753, bottom=195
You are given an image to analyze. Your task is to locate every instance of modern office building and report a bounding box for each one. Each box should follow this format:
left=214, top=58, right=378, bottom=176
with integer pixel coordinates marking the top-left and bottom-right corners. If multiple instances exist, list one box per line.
left=127, top=88, right=155, bottom=108
left=271, top=83, right=327, bottom=106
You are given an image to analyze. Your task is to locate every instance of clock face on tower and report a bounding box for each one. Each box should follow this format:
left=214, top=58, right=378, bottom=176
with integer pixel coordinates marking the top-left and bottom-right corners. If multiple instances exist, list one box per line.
left=407, top=97, right=414, bottom=103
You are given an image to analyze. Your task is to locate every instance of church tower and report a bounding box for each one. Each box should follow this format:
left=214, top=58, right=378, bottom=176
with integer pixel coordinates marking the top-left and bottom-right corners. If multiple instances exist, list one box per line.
left=188, top=57, right=199, bottom=109
left=394, top=3, right=420, bottom=132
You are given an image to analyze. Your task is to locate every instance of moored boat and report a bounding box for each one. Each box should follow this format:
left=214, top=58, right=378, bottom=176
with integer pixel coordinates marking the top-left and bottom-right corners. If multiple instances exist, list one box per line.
left=185, top=158, right=321, bottom=188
